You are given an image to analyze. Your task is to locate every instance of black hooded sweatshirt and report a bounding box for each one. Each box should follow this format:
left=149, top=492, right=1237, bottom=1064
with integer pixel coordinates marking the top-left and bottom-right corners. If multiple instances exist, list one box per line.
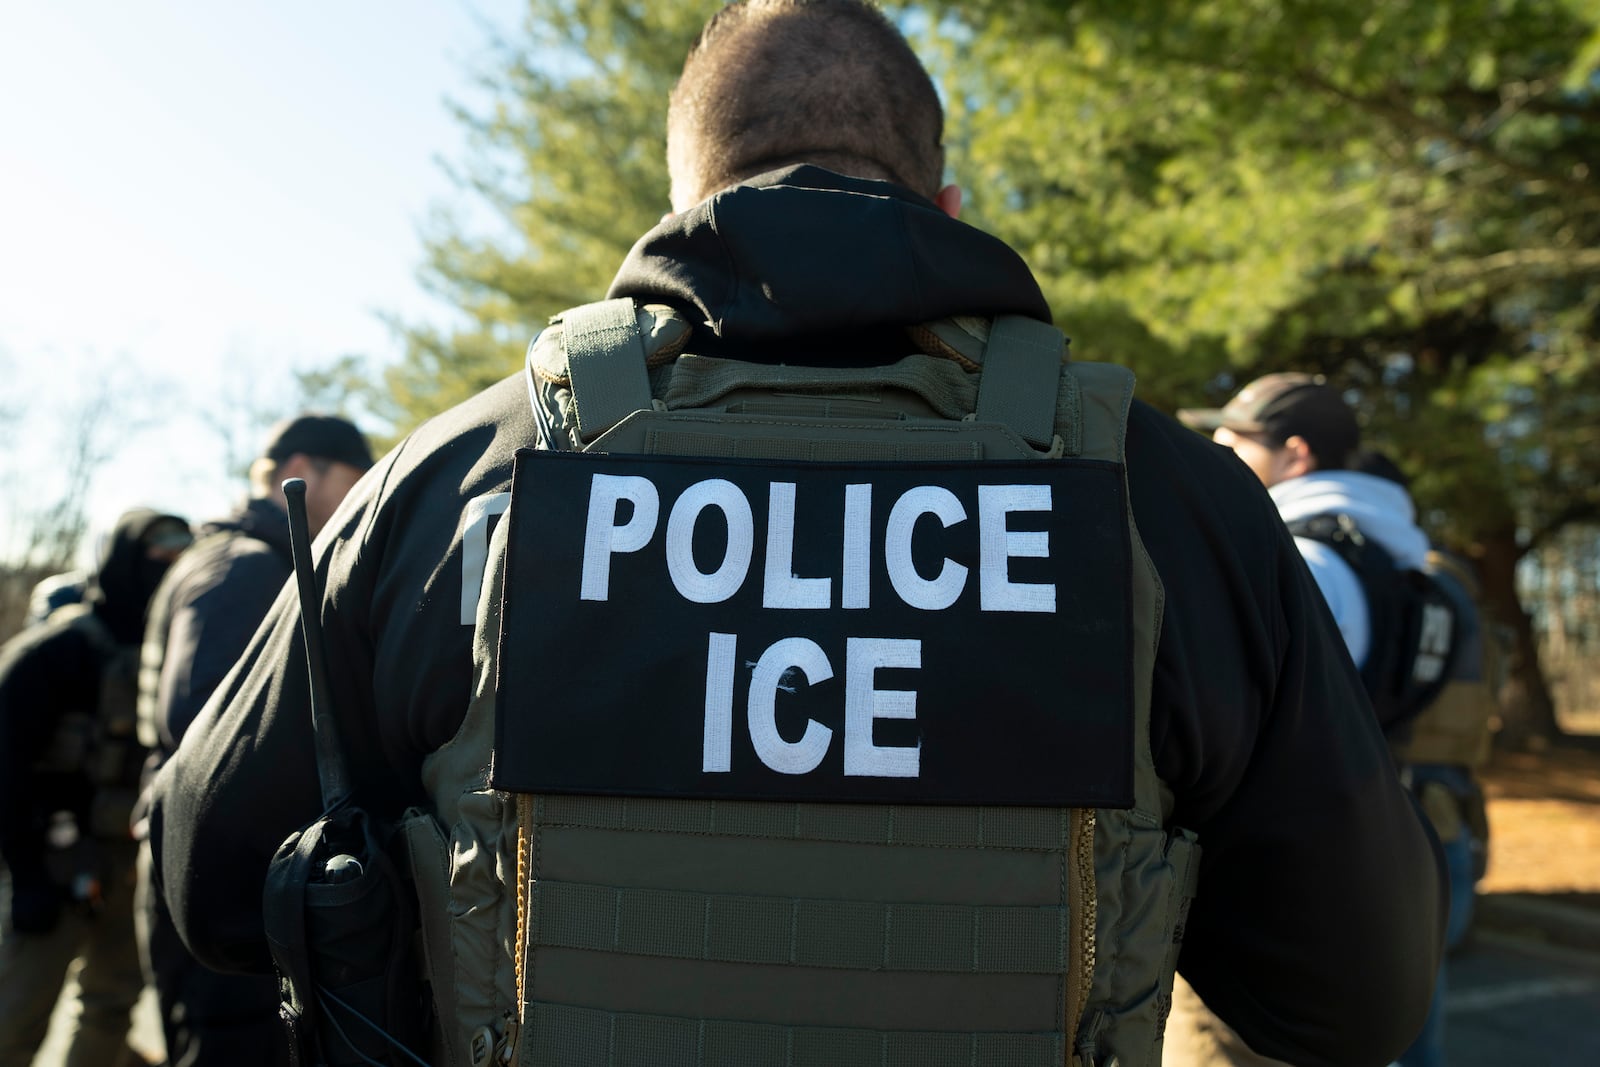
left=151, top=168, right=1443, bottom=1067
left=141, top=495, right=295, bottom=764
left=0, top=508, right=185, bottom=894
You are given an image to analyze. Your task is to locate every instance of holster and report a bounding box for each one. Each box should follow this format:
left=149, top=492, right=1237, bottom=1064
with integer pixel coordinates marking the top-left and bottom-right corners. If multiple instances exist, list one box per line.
left=263, top=805, right=428, bottom=1066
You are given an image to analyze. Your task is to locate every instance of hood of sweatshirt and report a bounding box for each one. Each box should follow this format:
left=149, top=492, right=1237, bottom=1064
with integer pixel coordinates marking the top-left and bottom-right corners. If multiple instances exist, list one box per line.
left=87, top=507, right=192, bottom=644
left=1270, top=471, right=1431, bottom=569
left=607, top=165, right=1051, bottom=365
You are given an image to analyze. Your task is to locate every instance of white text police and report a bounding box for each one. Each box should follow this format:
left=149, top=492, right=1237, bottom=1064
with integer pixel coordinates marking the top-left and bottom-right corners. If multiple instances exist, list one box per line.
left=577, top=472, right=1058, bottom=612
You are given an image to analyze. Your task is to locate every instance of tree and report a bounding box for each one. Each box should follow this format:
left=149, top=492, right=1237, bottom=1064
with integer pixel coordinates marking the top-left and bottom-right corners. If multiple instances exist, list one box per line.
left=0, top=354, right=148, bottom=640
left=400, top=0, right=1599, bottom=743
left=936, top=0, right=1600, bottom=744
left=388, top=1, right=709, bottom=429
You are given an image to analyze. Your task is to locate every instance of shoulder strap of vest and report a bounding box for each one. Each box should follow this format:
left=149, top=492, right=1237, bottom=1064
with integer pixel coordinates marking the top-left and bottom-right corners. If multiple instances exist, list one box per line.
left=1288, top=513, right=1466, bottom=731
left=553, top=297, right=1069, bottom=450
left=1285, top=511, right=1406, bottom=578
left=1285, top=511, right=1361, bottom=551
left=561, top=298, right=655, bottom=444
left=974, top=315, right=1067, bottom=449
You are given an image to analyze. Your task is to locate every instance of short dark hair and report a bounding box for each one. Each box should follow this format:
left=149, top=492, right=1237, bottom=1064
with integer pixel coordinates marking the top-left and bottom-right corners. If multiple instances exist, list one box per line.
left=667, top=0, right=945, bottom=210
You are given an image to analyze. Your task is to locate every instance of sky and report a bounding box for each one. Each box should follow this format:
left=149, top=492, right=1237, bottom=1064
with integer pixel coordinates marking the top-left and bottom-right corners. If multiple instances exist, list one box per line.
left=0, top=0, right=525, bottom=566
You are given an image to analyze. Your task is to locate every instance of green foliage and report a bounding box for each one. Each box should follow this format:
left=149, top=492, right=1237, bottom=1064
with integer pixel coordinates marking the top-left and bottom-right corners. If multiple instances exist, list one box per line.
left=388, top=1, right=712, bottom=431
left=937, top=0, right=1600, bottom=553
left=400, top=0, right=1598, bottom=562
left=292, top=354, right=407, bottom=454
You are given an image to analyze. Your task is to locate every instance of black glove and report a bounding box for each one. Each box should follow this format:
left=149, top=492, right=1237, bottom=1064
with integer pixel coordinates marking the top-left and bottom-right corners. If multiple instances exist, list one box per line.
left=10, top=880, right=64, bottom=934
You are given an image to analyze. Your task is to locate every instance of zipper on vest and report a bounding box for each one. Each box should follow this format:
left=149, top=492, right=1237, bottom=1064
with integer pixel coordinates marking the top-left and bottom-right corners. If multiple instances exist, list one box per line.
left=509, top=792, right=534, bottom=1062
left=1067, top=806, right=1097, bottom=1048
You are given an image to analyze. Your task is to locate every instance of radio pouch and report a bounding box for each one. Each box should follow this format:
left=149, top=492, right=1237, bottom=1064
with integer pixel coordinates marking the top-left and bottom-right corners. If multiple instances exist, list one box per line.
left=264, top=804, right=427, bottom=1066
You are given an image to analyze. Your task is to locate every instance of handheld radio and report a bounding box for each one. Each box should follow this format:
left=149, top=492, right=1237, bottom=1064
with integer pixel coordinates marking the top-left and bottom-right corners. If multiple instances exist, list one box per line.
left=262, top=478, right=429, bottom=1066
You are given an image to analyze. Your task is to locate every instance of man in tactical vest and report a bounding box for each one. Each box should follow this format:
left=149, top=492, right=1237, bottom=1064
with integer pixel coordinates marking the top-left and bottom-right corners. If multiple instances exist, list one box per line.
left=1179, top=379, right=1456, bottom=1067
left=1349, top=449, right=1495, bottom=947
left=151, top=4, right=1444, bottom=1065
left=134, top=414, right=372, bottom=1067
left=0, top=506, right=192, bottom=1067
left=1179, top=374, right=1420, bottom=677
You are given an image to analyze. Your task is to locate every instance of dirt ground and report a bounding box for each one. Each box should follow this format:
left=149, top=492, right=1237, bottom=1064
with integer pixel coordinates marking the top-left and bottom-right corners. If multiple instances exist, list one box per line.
left=1478, top=743, right=1600, bottom=896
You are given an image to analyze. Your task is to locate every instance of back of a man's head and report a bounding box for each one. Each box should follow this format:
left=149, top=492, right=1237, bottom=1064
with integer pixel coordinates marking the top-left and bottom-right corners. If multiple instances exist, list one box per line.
left=249, top=413, right=373, bottom=495
left=248, top=413, right=373, bottom=535
left=667, top=0, right=945, bottom=211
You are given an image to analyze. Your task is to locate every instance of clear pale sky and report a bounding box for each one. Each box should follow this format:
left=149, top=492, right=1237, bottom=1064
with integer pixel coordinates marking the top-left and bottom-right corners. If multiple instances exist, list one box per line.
left=0, top=1, right=524, bottom=564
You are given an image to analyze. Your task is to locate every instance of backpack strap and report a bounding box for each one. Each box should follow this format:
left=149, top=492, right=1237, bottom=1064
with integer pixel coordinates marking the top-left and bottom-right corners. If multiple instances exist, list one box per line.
left=1284, top=512, right=1363, bottom=552
left=975, top=315, right=1066, bottom=450
left=562, top=298, right=655, bottom=444
left=1287, top=513, right=1461, bottom=732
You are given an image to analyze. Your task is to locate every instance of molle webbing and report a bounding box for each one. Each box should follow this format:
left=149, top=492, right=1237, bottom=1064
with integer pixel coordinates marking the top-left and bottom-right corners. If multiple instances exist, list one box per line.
left=544, top=302, right=1072, bottom=459
left=518, top=796, right=1087, bottom=1066
left=484, top=300, right=1175, bottom=1066
left=640, top=421, right=981, bottom=463
left=522, top=1004, right=1059, bottom=1066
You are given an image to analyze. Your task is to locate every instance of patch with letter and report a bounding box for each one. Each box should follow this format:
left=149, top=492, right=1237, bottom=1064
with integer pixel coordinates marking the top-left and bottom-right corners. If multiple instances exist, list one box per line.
left=492, top=448, right=1135, bottom=807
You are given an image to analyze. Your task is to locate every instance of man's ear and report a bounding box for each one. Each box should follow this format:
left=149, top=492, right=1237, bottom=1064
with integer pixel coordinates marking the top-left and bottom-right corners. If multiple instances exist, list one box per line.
left=935, top=183, right=962, bottom=220
left=1280, top=436, right=1320, bottom=480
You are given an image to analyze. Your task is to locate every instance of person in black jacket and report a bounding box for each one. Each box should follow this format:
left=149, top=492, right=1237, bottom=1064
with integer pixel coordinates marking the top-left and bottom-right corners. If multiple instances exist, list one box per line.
left=134, top=414, right=371, bottom=1067
left=150, top=3, right=1444, bottom=1064
left=25, top=570, right=90, bottom=628
left=0, top=507, right=191, bottom=1067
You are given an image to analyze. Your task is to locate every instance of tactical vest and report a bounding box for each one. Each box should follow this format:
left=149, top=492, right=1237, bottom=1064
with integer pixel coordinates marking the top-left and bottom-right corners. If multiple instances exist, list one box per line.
left=404, top=301, right=1197, bottom=1067
left=34, top=605, right=147, bottom=839
left=1390, top=551, right=1498, bottom=770
left=1286, top=514, right=1461, bottom=735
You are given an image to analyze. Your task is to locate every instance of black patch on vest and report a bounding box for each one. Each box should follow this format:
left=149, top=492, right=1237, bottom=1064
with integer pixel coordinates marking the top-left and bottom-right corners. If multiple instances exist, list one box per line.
left=492, top=448, right=1136, bottom=807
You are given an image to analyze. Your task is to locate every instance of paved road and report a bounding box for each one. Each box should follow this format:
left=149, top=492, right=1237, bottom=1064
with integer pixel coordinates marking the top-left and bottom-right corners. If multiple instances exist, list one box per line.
left=31, top=925, right=1600, bottom=1065
left=1446, top=929, right=1600, bottom=1066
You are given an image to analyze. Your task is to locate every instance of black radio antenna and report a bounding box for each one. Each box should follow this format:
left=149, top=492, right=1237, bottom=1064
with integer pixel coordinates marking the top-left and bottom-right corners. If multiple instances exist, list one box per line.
left=283, top=478, right=354, bottom=811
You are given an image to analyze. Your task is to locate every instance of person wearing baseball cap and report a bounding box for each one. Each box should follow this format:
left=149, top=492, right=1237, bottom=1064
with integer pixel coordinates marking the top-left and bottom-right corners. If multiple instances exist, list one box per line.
left=1176, top=378, right=1449, bottom=1067
left=256, top=413, right=375, bottom=537
left=1177, top=372, right=1361, bottom=488
left=132, top=413, right=372, bottom=1067
left=150, top=7, right=1445, bottom=1066
left=1178, top=372, right=1429, bottom=667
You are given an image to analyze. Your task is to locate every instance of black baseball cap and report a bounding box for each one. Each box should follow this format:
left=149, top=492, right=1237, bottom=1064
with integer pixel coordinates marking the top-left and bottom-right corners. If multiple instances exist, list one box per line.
left=1177, top=372, right=1360, bottom=469
left=262, top=414, right=374, bottom=471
